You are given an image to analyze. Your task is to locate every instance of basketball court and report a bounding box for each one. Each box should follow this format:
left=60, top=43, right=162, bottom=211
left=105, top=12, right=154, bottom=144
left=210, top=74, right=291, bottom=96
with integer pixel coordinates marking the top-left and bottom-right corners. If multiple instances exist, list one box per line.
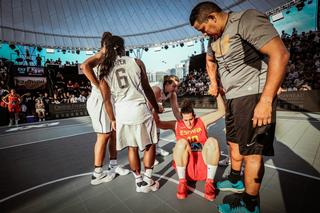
left=0, top=109, right=319, bottom=212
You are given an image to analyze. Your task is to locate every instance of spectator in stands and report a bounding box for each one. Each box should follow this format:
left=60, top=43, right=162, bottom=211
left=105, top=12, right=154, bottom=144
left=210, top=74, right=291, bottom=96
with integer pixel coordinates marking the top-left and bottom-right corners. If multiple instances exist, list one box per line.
left=36, top=54, right=42, bottom=67
left=52, top=93, right=61, bottom=104
left=190, top=2, right=289, bottom=212
left=35, top=98, right=46, bottom=121
left=77, top=91, right=87, bottom=103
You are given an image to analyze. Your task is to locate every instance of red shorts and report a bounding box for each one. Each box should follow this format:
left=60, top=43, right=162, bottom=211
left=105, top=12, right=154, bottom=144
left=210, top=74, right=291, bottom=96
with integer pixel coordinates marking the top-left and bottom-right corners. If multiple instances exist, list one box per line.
left=173, top=151, right=207, bottom=181
left=8, top=105, right=20, bottom=113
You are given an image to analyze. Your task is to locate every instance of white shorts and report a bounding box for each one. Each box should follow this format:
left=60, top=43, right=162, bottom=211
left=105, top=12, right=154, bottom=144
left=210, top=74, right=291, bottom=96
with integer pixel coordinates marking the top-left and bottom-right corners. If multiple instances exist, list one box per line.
left=86, top=95, right=112, bottom=134
left=116, top=117, right=158, bottom=151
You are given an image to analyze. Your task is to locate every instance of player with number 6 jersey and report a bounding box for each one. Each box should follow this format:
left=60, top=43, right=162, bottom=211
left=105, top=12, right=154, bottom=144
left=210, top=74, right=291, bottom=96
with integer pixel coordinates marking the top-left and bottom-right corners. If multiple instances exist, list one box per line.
left=99, top=35, right=161, bottom=193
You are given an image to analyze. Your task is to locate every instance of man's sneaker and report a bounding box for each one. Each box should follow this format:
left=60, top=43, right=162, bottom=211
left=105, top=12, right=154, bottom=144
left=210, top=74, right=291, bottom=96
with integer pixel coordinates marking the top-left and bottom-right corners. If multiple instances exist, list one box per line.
left=218, top=157, right=230, bottom=167
left=156, top=147, right=169, bottom=156
left=91, top=171, right=115, bottom=185
left=204, top=179, right=216, bottom=201
left=217, top=179, right=245, bottom=193
left=136, top=180, right=160, bottom=193
left=218, top=197, right=260, bottom=213
left=109, top=164, right=130, bottom=176
left=176, top=179, right=188, bottom=199
left=154, top=159, right=159, bottom=166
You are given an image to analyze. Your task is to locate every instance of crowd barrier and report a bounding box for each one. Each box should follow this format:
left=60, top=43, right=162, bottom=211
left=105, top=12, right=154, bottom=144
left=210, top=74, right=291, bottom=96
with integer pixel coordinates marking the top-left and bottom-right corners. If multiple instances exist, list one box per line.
left=48, top=103, right=88, bottom=119
left=0, top=91, right=319, bottom=126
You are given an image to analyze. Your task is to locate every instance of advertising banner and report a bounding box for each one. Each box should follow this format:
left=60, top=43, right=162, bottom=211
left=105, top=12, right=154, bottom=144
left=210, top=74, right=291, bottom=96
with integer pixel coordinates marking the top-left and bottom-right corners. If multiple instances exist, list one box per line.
left=14, top=76, right=47, bottom=90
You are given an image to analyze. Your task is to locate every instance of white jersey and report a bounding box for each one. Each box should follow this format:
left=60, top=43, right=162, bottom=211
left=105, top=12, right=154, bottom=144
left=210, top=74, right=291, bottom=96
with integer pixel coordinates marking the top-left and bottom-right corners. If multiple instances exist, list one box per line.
left=90, top=67, right=103, bottom=99
left=105, top=56, right=151, bottom=125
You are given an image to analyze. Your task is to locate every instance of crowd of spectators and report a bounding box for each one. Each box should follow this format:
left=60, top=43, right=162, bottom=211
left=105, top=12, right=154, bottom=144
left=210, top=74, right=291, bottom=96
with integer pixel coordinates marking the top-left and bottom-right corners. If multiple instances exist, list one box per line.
left=280, top=29, right=320, bottom=91
left=177, top=29, right=320, bottom=96
left=44, top=58, right=79, bottom=67
left=178, top=69, right=210, bottom=96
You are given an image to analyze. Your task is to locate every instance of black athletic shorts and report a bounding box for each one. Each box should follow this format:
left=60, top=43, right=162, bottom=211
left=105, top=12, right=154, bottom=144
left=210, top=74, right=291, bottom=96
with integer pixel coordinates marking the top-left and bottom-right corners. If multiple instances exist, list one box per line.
left=225, top=94, right=277, bottom=156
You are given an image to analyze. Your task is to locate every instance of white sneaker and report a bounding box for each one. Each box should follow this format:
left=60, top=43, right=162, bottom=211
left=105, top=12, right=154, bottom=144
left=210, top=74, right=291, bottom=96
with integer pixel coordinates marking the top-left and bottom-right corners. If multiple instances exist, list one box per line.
left=156, top=147, right=169, bottom=156
left=91, top=171, right=115, bottom=185
left=153, top=159, right=159, bottom=166
left=136, top=180, right=160, bottom=193
left=218, top=157, right=230, bottom=167
left=109, top=165, right=130, bottom=176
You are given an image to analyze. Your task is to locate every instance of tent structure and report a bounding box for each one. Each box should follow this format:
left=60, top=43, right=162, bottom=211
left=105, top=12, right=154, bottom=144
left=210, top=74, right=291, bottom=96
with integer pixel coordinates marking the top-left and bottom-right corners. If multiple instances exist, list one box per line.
left=0, top=0, right=290, bottom=50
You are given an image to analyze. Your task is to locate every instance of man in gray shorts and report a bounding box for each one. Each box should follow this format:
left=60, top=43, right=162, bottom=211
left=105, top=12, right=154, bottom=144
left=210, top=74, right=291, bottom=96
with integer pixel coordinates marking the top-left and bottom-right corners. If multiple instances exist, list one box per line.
left=190, top=2, right=289, bottom=213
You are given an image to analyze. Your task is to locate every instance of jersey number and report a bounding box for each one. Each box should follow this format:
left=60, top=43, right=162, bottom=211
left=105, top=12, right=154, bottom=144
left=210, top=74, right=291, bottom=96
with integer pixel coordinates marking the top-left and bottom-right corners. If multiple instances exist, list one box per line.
left=115, top=68, right=129, bottom=89
left=187, top=135, right=199, bottom=143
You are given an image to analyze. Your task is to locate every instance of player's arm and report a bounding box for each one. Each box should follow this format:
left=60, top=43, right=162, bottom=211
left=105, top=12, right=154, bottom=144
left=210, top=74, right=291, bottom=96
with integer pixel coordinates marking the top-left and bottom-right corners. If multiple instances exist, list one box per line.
left=152, top=86, right=162, bottom=102
left=201, top=93, right=225, bottom=128
left=153, top=113, right=176, bottom=131
left=136, top=59, right=160, bottom=113
left=170, top=92, right=182, bottom=120
left=99, top=79, right=116, bottom=129
left=80, top=51, right=104, bottom=88
left=2, top=94, right=9, bottom=104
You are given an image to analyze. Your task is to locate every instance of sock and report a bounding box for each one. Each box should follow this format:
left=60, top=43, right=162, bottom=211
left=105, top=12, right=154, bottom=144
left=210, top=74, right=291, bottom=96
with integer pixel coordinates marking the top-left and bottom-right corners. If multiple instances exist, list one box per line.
left=176, top=166, right=186, bottom=180
left=229, top=168, right=241, bottom=183
left=94, top=166, right=103, bottom=174
left=143, top=168, right=153, bottom=185
left=109, top=160, right=117, bottom=167
left=132, top=171, right=143, bottom=186
left=207, top=165, right=217, bottom=180
left=243, top=192, right=258, bottom=211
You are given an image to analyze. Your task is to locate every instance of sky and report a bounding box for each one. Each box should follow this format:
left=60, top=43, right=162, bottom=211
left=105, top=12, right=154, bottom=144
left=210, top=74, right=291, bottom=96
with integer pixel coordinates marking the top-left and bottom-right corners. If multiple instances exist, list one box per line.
left=129, top=39, right=208, bottom=73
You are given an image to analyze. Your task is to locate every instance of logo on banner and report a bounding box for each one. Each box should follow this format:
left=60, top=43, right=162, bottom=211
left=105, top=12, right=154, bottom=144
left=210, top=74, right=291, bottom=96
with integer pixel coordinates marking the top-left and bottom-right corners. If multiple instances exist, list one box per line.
left=14, top=76, right=47, bottom=90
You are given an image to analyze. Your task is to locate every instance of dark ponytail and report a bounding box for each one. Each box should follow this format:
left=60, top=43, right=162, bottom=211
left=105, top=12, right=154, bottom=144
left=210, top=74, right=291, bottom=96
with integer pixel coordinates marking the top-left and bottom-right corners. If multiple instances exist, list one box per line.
left=99, top=35, right=125, bottom=80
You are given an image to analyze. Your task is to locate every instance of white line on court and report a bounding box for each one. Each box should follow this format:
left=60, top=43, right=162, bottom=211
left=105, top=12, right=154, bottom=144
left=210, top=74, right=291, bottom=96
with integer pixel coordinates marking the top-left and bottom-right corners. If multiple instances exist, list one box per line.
left=161, top=138, right=320, bottom=181
left=0, top=131, right=94, bottom=150
left=0, top=121, right=92, bottom=137
left=1, top=133, right=319, bottom=181
left=0, top=171, right=204, bottom=203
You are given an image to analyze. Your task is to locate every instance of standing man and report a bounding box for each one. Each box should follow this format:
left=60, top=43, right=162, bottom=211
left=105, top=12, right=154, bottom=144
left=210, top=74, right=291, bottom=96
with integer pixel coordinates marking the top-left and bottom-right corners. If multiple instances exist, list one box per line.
left=190, top=2, right=289, bottom=212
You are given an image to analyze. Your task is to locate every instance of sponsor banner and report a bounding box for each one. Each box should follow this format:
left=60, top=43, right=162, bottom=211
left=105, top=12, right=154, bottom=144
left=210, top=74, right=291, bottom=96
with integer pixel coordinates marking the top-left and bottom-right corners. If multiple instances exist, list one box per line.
left=16, top=67, right=27, bottom=75
left=49, top=103, right=88, bottom=119
left=277, top=90, right=320, bottom=112
left=14, top=66, right=45, bottom=76
left=14, top=76, right=47, bottom=90
left=164, top=90, right=320, bottom=112
left=26, top=66, right=45, bottom=76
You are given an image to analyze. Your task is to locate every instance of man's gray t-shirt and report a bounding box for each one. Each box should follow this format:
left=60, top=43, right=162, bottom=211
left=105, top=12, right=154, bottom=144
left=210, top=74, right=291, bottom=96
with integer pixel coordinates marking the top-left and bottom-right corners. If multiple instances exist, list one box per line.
left=207, top=9, right=279, bottom=99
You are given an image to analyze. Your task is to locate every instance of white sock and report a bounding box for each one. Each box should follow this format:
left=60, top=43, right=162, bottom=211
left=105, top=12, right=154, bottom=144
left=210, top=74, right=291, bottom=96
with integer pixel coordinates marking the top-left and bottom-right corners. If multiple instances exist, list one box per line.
left=132, top=171, right=142, bottom=184
left=176, top=166, right=186, bottom=179
left=143, top=169, right=153, bottom=185
left=94, top=167, right=103, bottom=174
left=207, top=165, right=218, bottom=180
left=109, top=160, right=117, bottom=167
